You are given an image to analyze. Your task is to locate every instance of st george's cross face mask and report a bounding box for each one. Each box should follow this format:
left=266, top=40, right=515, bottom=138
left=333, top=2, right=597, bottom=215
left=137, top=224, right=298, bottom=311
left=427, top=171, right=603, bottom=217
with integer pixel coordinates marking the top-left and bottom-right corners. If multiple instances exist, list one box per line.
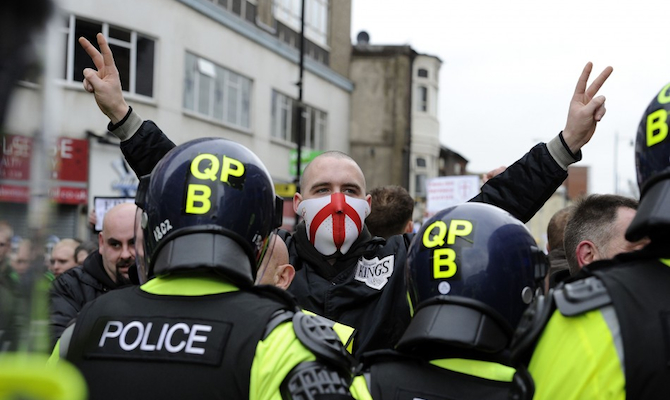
left=298, top=193, right=371, bottom=256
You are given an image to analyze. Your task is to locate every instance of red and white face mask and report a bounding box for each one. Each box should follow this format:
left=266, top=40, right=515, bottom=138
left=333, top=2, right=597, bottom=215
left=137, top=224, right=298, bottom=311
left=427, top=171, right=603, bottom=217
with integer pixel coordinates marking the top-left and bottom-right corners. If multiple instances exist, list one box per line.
left=298, top=193, right=370, bottom=256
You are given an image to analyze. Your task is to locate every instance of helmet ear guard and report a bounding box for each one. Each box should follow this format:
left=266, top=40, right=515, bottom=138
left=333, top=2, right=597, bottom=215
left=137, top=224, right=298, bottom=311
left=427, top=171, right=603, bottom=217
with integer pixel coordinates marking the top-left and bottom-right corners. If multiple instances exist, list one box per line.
left=135, top=174, right=150, bottom=210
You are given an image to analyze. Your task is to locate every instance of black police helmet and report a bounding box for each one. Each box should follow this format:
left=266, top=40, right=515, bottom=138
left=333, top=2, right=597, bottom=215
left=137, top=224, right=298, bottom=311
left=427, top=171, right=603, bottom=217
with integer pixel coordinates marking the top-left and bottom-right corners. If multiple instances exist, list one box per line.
left=406, top=203, right=546, bottom=335
left=625, top=83, right=670, bottom=243
left=135, top=138, right=281, bottom=286
left=635, top=82, right=670, bottom=193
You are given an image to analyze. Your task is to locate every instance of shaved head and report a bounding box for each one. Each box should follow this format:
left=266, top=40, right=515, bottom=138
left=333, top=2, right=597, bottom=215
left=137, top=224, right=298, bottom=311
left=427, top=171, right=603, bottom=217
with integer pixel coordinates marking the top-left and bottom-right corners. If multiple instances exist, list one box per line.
left=300, top=151, right=366, bottom=192
left=256, top=234, right=294, bottom=290
left=99, top=202, right=137, bottom=282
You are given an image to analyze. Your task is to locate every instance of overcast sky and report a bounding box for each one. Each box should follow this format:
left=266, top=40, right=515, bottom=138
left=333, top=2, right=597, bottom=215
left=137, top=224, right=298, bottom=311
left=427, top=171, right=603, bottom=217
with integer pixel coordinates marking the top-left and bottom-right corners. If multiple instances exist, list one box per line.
left=351, top=0, right=669, bottom=197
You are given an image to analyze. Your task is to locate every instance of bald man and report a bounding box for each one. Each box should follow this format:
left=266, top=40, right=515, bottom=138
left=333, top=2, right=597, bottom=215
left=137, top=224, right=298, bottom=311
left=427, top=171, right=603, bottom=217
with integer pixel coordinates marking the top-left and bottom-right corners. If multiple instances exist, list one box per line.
left=255, top=234, right=294, bottom=290
left=49, top=203, right=137, bottom=346
left=98, top=203, right=136, bottom=283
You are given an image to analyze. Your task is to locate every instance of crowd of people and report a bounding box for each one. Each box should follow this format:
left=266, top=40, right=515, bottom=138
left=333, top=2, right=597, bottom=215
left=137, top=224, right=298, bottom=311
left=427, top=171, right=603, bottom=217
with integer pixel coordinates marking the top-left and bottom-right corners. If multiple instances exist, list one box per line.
left=2, top=28, right=670, bottom=399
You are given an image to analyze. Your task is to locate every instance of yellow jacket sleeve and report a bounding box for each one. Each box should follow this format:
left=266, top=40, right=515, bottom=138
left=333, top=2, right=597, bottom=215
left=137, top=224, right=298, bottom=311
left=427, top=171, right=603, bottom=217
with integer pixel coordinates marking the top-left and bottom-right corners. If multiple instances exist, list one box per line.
left=249, top=321, right=319, bottom=400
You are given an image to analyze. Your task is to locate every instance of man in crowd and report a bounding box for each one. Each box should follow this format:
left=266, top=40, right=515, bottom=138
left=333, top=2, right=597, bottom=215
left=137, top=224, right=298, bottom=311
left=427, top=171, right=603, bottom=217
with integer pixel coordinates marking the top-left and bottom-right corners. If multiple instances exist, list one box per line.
left=544, top=205, right=573, bottom=289
left=366, top=185, right=415, bottom=239
left=49, top=202, right=136, bottom=344
left=74, top=241, right=97, bottom=265
left=52, top=138, right=359, bottom=399
left=49, top=238, right=81, bottom=278
left=0, top=221, right=14, bottom=282
left=563, top=194, right=648, bottom=275
left=0, top=221, right=20, bottom=350
left=79, top=32, right=613, bottom=355
left=512, top=81, right=670, bottom=398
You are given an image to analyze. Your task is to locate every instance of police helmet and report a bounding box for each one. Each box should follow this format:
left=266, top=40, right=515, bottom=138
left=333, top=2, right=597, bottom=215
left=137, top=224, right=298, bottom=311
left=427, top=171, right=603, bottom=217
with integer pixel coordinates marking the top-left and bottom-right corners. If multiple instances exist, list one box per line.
left=134, top=138, right=282, bottom=286
left=625, top=82, right=670, bottom=243
left=406, top=203, right=546, bottom=340
left=635, top=82, right=670, bottom=193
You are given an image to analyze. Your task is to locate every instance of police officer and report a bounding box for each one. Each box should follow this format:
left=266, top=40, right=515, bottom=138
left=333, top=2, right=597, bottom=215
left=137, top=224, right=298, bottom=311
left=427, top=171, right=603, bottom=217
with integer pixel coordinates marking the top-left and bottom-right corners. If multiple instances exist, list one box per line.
left=51, top=138, right=358, bottom=400
left=511, top=82, right=670, bottom=398
left=355, top=203, right=543, bottom=400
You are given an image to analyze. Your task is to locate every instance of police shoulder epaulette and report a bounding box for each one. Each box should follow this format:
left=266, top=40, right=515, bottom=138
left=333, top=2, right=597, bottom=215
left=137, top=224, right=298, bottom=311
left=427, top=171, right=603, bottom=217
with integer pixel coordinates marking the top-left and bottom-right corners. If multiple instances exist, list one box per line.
left=262, top=309, right=295, bottom=340
left=292, top=312, right=356, bottom=374
left=554, top=276, right=612, bottom=317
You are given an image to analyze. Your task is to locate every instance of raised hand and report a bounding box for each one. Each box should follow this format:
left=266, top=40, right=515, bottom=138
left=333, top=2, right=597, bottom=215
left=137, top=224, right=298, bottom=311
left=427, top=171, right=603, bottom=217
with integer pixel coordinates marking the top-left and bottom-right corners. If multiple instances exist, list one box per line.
left=79, top=33, right=129, bottom=124
left=562, top=62, right=614, bottom=153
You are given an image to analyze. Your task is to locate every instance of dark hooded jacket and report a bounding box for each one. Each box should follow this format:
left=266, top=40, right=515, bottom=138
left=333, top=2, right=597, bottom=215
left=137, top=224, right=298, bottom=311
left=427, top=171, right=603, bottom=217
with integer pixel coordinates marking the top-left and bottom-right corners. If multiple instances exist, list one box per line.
left=49, top=252, right=127, bottom=346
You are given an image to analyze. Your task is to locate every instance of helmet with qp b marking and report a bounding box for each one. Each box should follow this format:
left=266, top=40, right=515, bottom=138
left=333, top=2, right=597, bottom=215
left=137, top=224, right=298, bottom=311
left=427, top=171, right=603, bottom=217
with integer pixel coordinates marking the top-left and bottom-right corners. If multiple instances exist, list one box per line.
left=134, top=138, right=282, bottom=286
left=403, top=203, right=546, bottom=353
left=635, top=82, right=670, bottom=193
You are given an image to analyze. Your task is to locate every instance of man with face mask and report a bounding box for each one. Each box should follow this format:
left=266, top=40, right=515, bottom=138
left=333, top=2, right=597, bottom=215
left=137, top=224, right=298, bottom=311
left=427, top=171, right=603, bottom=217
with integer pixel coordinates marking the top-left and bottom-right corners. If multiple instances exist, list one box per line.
left=49, top=203, right=136, bottom=346
left=79, top=33, right=612, bottom=356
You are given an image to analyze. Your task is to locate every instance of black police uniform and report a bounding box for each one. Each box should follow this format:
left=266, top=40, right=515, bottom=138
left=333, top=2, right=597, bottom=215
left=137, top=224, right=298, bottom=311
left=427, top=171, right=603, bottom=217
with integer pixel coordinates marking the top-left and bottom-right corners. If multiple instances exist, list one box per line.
left=359, top=302, right=534, bottom=400
left=62, top=281, right=355, bottom=400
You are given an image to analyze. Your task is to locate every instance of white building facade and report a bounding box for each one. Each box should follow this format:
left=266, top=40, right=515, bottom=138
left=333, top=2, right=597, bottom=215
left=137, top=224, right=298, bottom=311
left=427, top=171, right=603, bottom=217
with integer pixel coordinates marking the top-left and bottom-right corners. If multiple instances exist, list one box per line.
left=410, top=54, right=442, bottom=218
left=2, top=0, right=352, bottom=238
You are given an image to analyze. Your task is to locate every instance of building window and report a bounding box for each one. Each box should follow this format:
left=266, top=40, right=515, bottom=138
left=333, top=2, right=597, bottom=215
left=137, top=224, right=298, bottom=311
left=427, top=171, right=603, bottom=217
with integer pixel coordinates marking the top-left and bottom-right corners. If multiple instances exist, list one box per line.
left=417, top=68, right=428, bottom=78
left=417, top=85, right=428, bottom=112
left=416, top=157, right=426, bottom=168
left=415, top=174, right=427, bottom=197
left=271, top=90, right=327, bottom=150
left=274, top=0, right=328, bottom=48
left=62, top=15, right=155, bottom=97
left=184, top=52, right=252, bottom=129
left=207, top=0, right=257, bottom=23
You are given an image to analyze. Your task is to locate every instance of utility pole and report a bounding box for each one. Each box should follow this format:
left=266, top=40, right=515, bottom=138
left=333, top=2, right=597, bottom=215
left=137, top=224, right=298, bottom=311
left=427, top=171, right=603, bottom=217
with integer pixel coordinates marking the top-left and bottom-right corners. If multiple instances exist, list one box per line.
left=293, top=0, right=306, bottom=230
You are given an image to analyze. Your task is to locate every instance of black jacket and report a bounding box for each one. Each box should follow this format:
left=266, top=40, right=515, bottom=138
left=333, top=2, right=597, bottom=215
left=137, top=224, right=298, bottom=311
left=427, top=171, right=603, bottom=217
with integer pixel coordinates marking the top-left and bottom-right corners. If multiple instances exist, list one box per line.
left=286, top=223, right=411, bottom=356
left=120, top=119, right=568, bottom=356
left=49, top=252, right=124, bottom=346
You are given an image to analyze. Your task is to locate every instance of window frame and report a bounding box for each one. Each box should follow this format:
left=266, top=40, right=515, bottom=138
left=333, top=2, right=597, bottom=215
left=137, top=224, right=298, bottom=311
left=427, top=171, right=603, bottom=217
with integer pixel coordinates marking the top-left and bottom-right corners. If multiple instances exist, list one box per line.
left=274, top=0, right=329, bottom=48
left=206, top=0, right=257, bottom=23
left=271, top=90, right=327, bottom=151
left=62, top=15, right=155, bottom=99
left=416, top=85, right=428, bottom=112
left=184, top=52, right=253, bottom=130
